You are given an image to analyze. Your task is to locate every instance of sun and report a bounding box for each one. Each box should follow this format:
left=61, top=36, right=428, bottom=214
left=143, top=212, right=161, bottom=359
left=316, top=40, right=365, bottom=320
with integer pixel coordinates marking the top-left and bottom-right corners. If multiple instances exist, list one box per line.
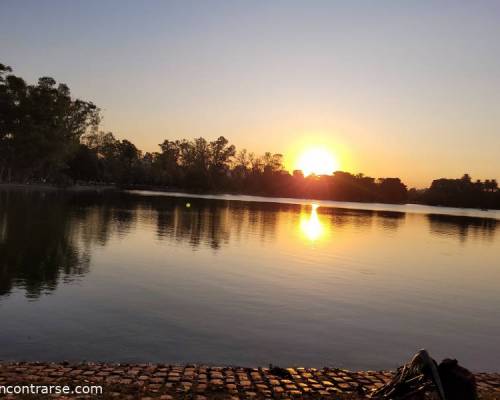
left=296, top=147, right=339, bottom=176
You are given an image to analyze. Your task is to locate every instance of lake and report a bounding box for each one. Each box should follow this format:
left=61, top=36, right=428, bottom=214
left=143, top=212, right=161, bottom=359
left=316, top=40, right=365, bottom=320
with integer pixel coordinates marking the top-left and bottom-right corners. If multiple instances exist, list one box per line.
left=0, top=187, right=499, bottom=371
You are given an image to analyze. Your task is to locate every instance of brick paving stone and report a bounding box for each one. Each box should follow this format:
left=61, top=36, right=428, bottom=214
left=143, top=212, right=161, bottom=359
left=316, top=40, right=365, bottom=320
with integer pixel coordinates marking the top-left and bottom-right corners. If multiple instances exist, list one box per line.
left=0, top=362, right=499, bottom=399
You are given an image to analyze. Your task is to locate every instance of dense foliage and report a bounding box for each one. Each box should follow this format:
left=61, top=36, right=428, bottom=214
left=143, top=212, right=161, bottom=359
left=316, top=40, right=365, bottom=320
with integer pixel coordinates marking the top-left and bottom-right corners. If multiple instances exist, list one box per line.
left=1, top=63, right=498, bottom=208
left=0, top=64, right=100, bottom=184
left=409, top=174, right=499, bottom=209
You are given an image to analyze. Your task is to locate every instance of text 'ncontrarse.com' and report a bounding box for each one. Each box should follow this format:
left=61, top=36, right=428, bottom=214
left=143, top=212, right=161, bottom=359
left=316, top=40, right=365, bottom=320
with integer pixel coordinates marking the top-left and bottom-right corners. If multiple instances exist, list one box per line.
left=0, top=384, right=103, bottom=396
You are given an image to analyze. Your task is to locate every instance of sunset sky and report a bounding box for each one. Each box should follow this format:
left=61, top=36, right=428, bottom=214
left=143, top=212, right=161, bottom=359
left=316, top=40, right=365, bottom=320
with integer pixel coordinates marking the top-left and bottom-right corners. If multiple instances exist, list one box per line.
left=1, top=0, right=499, bottom=187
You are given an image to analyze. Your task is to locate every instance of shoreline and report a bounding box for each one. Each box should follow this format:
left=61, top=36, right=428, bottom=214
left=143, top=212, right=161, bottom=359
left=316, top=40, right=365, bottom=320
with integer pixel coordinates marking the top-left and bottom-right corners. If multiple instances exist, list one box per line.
left=1, top=362, right=499, bottom=399
left=1, top=183, right=499, bottom=218
left=0, top=183, right=117, bottom=192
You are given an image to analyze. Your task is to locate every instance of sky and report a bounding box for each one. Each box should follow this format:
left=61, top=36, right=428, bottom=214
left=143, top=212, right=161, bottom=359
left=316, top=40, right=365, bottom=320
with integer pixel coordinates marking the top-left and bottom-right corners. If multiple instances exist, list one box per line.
left=1, top=0, right=499, bottom=188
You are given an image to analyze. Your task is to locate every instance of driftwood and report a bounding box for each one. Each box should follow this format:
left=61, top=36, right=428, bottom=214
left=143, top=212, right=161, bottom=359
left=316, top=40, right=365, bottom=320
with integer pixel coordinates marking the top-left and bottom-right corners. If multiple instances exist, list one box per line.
left=371, top=350, right=477, bottom=400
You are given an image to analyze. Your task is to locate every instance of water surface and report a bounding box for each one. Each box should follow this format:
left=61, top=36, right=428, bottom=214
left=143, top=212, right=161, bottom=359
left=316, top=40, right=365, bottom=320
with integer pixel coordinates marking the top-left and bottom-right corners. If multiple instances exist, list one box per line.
left=0, top=188, right=499, bottom=370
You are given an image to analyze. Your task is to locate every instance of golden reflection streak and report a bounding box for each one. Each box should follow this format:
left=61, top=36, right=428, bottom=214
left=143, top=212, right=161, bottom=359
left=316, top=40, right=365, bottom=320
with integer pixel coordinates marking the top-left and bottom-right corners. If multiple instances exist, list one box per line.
left=299, top=204, right=325, bottom=241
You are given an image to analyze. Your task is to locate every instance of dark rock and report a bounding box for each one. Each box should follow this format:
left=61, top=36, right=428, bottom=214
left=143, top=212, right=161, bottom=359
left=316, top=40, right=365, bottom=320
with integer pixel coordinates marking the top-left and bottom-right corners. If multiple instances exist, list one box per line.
left=438, top=359, right=477, bottom=400
left=268, top=365, right=292, bottom=379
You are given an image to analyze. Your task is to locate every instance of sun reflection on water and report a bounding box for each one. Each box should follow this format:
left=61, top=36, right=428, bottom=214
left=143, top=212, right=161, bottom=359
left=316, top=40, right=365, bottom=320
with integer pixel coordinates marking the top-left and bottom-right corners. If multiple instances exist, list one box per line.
left=300, top=204, right=325, bottom=241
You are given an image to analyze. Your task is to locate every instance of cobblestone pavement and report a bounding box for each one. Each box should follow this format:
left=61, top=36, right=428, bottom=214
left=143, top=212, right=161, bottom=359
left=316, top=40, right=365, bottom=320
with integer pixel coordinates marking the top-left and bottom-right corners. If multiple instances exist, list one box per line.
left=0, top=363, right=499, bottom=399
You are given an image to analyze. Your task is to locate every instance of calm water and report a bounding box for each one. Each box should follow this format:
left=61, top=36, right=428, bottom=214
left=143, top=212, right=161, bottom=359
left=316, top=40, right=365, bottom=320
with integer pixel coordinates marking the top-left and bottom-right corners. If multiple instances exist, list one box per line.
left=0, top=188, right=499, bottom=370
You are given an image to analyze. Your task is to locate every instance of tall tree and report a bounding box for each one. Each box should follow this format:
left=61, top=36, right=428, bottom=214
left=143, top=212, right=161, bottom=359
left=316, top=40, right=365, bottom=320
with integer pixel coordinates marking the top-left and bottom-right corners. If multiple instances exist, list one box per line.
left=0, top=63, right=100, bottom=183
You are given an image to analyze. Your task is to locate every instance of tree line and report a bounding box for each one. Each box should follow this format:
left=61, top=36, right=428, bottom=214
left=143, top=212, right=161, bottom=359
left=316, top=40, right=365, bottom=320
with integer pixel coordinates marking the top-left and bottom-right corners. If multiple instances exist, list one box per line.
left=408, top=174, right=499, bottom=210
left=1, top=63, right=498, bottom=208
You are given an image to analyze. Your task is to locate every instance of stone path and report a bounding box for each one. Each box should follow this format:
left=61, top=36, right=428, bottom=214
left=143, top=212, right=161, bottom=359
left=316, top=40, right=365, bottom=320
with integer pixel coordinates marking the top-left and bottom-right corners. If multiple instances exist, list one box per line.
left=0, top=363, right=499, bottom=399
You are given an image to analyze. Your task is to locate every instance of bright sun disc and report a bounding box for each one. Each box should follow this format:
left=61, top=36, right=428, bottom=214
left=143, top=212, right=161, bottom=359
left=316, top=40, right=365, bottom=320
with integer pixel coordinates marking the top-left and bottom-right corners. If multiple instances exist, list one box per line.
left=296, top=148, right=339, bottom=176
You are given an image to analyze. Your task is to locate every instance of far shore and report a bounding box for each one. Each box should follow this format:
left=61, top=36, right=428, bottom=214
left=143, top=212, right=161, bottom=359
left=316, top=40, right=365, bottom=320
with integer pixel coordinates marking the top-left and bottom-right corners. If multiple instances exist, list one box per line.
left=1, top=182, right=500, bottom=218
left=0, top=183, right=500, bottom=220
left=0, top=182, right=117, bottom=192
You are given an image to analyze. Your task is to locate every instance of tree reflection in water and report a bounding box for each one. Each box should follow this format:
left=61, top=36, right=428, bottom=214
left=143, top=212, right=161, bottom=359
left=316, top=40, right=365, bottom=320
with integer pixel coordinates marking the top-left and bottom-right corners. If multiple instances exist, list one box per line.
left=0, top=189, right=497, bottom=299
left=0, top=190, right=89, bottom=298
left=427, top=213, right=497, bottom=243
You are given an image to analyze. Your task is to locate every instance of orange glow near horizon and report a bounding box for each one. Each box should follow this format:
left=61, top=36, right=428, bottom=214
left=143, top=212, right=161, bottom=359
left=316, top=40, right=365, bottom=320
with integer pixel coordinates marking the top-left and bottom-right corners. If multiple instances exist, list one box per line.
left=295, top=147, right=339, bottom=176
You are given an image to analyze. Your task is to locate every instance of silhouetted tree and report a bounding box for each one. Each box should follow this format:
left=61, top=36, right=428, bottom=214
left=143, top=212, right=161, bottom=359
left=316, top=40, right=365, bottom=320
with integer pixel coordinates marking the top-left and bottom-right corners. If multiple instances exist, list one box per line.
left=0, top=64, right=99, bottom=184
left=67, top=144, right=99, bottom=182
left=377, top=178, right=407, bottom=203
left=416, top=174, right=500, bottom=209
left=1, top=61, right=498, bottom=208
